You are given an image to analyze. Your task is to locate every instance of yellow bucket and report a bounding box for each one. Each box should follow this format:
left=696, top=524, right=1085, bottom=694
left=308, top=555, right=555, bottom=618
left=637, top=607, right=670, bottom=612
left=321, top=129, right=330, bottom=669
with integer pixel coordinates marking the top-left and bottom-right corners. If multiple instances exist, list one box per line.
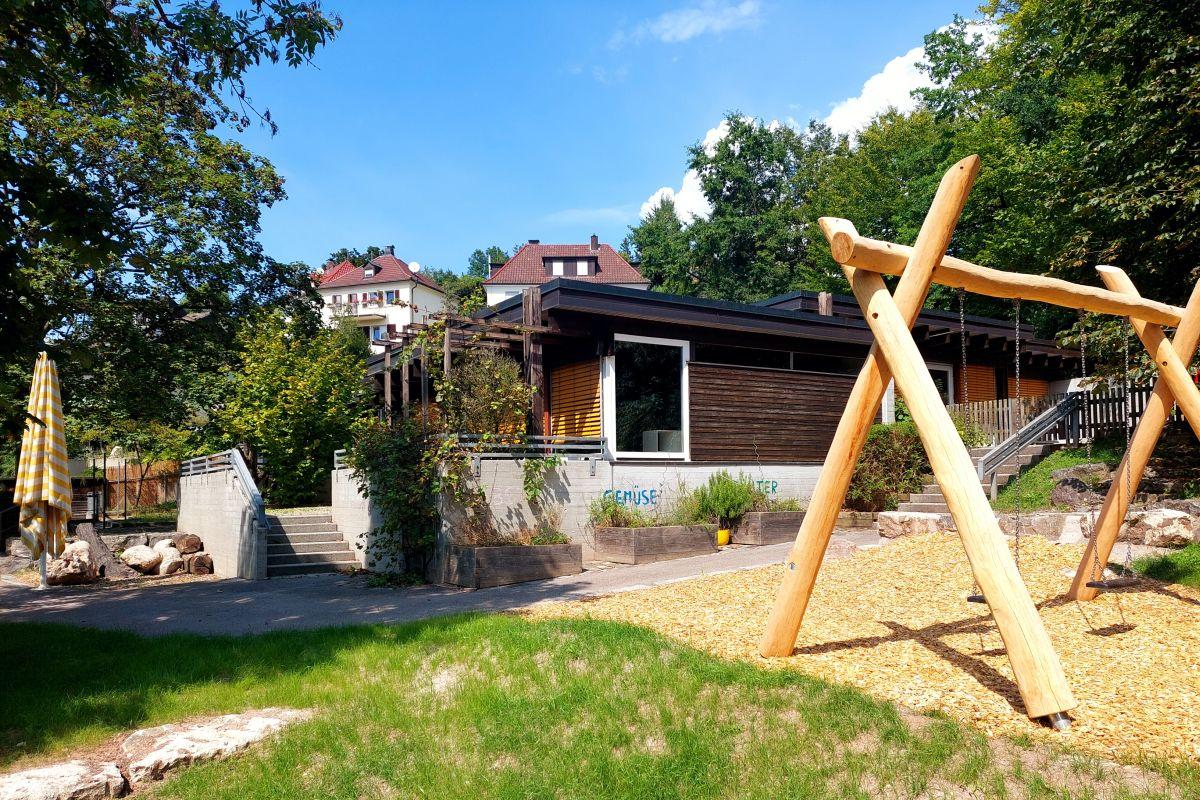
left=716, top=528, right=731, bottom=547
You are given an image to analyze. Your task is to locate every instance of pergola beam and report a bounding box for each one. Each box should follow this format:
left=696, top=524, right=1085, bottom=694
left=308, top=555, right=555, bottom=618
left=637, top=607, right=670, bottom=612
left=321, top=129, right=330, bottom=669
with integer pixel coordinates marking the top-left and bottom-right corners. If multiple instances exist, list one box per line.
left=822, top=220, right=1187, bottom=326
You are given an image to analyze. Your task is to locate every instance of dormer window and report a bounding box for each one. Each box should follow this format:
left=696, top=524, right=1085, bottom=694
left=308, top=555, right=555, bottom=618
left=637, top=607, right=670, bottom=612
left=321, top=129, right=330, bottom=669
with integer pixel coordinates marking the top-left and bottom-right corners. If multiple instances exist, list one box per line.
left=576, top=259, right=589, bottom=276
left=551, top=260, right=564, bottom=276
left=364, top=263, right=376, bottom=278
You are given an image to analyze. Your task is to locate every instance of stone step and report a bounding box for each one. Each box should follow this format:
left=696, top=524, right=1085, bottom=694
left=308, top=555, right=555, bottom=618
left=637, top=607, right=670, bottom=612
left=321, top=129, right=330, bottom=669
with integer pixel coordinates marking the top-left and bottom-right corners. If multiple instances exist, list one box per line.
left=267, top=531, right=344, bottom=545
left=266, top=562, right=353, bottom=577
left=268, top=521, right=338, bottom=534
left=266, top=550, right=358, bottom=567
left=896, top=501, right=950, bottom=514
left=266, top=514, right=333, bottom=526
left=906, top=493, right=945, bottom=504
left=267, top=541, right=351, bottom=555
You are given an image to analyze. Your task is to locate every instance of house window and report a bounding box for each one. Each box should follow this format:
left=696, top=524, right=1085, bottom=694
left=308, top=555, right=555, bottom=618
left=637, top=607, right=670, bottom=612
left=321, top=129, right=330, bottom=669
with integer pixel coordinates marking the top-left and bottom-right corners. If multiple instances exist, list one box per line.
left=576, top=259, right=588, bottom=276
left=551, top=260, right=564, bottom=276
left=331, top=294, right=341, bottom=305
left=927, top=363, right=955, bottom=405
left=385, top=290, right=396, bottom=304
left=503, top=290, right=520, bottom=300
left=606, top=335, right=688, bottom=457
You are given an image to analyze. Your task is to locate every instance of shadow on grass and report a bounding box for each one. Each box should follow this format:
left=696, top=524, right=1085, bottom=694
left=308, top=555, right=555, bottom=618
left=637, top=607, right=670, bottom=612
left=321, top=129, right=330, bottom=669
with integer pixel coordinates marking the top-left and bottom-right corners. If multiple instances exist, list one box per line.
left=0, top=615, right=479, bottom=766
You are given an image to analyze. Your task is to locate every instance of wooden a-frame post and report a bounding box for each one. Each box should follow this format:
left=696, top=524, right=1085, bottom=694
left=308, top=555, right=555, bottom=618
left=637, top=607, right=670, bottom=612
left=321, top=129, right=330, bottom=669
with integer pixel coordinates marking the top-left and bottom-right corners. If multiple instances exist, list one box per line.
left=1068, top=275, right=1200, bottom=600
left=759, top=155, right=980, bottom=659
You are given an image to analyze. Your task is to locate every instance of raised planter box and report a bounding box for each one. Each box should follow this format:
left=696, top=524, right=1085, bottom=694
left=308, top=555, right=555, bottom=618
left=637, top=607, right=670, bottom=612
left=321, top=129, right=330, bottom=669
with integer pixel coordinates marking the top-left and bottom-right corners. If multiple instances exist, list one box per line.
left=731, top=511, right=806, bottom=545
left=593, top=525, right=718, bottom=565
left=443, top=543, right=582, bottom=589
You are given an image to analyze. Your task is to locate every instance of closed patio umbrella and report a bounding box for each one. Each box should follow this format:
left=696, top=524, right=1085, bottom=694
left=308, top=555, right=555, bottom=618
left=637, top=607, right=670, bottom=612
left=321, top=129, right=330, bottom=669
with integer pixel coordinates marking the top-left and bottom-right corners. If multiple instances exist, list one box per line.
left=14, top=352, right=71, bottom=589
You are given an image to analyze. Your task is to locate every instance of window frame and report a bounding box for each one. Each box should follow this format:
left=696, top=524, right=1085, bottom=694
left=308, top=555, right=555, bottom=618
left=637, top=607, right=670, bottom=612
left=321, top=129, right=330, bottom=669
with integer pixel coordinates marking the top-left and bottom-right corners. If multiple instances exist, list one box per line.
left=601, top=333, right=690, bottom=461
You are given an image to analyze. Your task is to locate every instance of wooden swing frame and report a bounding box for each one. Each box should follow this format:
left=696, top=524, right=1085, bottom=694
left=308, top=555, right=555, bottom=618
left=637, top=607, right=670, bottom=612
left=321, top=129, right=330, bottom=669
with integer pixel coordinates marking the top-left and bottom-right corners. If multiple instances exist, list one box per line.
left=759, top=155, right=1200, bottom=728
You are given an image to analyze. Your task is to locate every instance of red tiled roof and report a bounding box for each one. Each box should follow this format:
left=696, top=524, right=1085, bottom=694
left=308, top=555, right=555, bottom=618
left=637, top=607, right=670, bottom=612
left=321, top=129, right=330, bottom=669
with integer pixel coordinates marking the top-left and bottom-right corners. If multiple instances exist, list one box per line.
left=483, top=242, right=648, bottom=285
left=318, top=253, right=443, bottom=291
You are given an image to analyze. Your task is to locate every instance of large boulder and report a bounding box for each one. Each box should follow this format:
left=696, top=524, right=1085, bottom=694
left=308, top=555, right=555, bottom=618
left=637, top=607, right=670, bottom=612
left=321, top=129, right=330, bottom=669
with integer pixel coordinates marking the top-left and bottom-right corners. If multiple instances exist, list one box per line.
left=157, top=546, right=185, bottom=576
left=1050, top=477, right=1100, bottom=509
left=1122, top=509, right=1195, bottom=548
left=120, top=708, right=313, bottom=786
left=184, top=553, right=213, bottom=575
left=0, top=759, right=125, bottom=799
left=877, top=511, right=946, bottom=539
left=1051, top=463, right=1111, bottom=486
left=101, top=532, right=147, bottom=552
left=46, top=541, right=99, bottom=586
left=120, top=545, right=161, bottom=574
left=171, top=533, right=203, bottom=555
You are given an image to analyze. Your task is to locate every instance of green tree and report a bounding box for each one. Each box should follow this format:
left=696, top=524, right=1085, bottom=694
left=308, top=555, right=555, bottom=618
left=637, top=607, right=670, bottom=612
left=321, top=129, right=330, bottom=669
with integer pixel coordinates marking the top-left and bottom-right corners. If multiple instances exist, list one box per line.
left=218, top=312, right=373, bottom=507
left=0, top=1, right=341, bottom=434
left=467, top=246, right=509, bottom=278
left=622, top=198, right=694, bottom=294
left=327, top=246, right=385, bottom=267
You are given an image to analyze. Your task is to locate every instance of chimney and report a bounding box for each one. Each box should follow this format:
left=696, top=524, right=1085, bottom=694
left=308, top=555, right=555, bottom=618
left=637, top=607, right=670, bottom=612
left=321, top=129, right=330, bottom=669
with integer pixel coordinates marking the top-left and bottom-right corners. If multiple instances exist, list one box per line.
left=384, top=244, right=395, bottom=256
left=490, top=259, right=505, bottom=277
left=817, top=291, right=833, bottom=316
left=590, top=233, right=599, bottom=251
left=528, top=239, right=540, bottom=245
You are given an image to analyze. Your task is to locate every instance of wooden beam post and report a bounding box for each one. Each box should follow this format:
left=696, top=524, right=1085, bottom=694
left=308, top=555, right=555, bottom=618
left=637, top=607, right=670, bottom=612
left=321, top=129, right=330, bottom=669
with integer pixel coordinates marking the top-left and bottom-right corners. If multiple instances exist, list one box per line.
left=523, top=288, right=545, bottom=436
left=383, top=342, right=393, bottom=422
left=847, top=265, right=1077, bottom=722
left=1069, top=278, right=1200, bottom=600
left=401, top=355, right=411, bottom=421
left=759, top=155, right=980, bottom=658
left=443, top=319, right=453, bottom=379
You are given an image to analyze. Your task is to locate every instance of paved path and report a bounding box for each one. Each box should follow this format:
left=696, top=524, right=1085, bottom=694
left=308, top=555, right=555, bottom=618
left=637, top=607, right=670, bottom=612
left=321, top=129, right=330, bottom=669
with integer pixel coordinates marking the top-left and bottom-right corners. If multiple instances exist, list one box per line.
left=0, top=532, right=881, bottom=637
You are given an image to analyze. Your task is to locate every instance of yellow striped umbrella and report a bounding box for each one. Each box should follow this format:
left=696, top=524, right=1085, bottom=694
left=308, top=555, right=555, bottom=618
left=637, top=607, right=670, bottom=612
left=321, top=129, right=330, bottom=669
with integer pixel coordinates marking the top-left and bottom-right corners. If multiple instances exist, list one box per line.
left=14, top=353, right=71, bottom=578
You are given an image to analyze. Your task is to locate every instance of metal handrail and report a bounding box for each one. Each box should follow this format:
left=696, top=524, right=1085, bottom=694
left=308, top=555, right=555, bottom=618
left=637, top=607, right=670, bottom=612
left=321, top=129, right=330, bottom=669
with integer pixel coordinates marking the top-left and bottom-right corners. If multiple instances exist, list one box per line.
left=333, top=449, right=347, bottom=470
left=976, top=392, right=1082, bottom=483
left=180, top=449, right=268, bottom=532
left=448, top=434, right=604, bottom=458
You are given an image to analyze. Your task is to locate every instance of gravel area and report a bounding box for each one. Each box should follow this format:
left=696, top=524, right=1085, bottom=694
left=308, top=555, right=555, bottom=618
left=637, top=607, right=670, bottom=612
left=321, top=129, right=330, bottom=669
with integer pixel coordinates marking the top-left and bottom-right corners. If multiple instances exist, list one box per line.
left=526, top=532, right=1200, bottom=763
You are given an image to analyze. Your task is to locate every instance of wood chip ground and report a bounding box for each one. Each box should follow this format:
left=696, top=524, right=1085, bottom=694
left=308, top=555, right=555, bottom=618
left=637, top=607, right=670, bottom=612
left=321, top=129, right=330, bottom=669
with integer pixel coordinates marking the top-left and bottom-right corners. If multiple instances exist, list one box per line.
left=525, top=533, right=1200, bottom=763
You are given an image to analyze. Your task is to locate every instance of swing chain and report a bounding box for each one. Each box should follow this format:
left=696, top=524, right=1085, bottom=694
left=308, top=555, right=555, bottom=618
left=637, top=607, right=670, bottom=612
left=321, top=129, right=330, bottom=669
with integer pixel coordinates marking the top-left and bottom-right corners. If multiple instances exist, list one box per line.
left=961, top=289, right=986, bottom=605
left=1122, top=323, right=1135, bottom=575
left=1013, top=298, right=1023, bottom=575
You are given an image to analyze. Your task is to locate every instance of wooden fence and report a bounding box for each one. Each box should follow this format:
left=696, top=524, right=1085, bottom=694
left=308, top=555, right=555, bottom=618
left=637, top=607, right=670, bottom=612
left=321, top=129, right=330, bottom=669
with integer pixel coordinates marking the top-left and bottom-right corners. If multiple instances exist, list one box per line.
left=104, top=461, right=180, bottom=513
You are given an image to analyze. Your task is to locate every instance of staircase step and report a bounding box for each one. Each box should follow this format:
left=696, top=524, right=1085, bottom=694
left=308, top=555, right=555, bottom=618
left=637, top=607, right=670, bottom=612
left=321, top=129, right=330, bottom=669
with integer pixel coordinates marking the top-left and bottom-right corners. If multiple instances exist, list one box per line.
left=906, top=493, right=945, bottom=504
left=267, top=550, right=358, bottom=567
left=267, top=531, right=343, bottom=545
left=266, top=514, right=333, bottom=526
left=897, top=502, right=951, bottom=513
left=268, top=521, right=339, bottom=534
left=268, top=541, right=351, bottom=555
left=267, top=562, right=354, bottom=577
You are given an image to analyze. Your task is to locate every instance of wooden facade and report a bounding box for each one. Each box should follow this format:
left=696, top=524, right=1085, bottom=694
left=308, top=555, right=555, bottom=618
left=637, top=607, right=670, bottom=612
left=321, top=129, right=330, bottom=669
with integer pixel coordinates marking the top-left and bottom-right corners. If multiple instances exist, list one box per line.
left=688, top=363, right=864, bottom=462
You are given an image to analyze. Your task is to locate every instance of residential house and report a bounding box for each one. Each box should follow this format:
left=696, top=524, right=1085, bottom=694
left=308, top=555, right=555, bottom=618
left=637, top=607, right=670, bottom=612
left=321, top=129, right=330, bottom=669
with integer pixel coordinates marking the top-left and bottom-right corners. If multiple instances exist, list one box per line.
left=482, top=235, right=650, bottom=306
left=317, top=245, right=445, bottom=352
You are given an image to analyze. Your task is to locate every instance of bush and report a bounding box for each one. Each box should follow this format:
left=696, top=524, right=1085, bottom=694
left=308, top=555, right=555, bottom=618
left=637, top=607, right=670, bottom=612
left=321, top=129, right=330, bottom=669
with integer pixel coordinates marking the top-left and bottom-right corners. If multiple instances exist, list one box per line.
left=588, top=494, right=655, bottom=528
left=691, top=470, right=765, bottom=527
left=846, top=422, right=929, bottom=512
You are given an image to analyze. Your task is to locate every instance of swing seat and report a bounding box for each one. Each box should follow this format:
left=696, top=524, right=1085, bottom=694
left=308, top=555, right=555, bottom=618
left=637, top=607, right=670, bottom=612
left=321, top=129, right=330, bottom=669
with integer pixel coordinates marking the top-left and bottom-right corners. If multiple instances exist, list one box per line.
left=966, top=593, right=987, bottom=604
left=1085, top=576, right=1138, bottom=591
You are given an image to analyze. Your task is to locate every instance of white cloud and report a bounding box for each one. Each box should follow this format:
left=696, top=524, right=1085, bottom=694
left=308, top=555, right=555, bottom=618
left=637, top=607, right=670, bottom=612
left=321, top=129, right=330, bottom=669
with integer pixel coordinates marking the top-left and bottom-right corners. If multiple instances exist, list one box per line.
left=823, top=44, right=932, bottom=136
left=823, top=21, right=996, bottom=137
left=612, top=1, right=761, bottom=48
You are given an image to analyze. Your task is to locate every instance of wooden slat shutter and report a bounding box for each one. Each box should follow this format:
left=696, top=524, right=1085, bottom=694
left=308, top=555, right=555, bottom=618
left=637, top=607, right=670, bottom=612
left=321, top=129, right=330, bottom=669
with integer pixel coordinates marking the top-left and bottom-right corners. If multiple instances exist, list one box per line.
left=549, top=359, right=601, bottom=438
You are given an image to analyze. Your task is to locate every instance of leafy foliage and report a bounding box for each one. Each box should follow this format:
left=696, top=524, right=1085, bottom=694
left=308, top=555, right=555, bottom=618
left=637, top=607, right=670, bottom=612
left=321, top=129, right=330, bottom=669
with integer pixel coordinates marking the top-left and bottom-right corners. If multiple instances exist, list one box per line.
left=691, top=471, right=765, bottom=527
left=847, top=423, right=930, bottom=512
left=219, top=312, right=372, bottom=506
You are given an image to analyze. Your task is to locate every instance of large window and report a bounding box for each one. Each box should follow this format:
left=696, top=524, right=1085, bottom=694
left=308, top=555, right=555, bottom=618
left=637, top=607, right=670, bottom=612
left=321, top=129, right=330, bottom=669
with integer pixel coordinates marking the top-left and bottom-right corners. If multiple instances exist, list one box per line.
left=610, top=336, right=687, bottom=456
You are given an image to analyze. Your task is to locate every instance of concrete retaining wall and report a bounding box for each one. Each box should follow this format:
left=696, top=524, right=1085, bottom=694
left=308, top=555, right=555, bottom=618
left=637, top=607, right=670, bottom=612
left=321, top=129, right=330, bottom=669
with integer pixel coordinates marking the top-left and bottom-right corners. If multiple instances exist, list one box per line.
left=444, top=460, right=822, bottom=559
left=177, top=470, right=264, bottom=579
left=330, top=468, right=399, bottom=572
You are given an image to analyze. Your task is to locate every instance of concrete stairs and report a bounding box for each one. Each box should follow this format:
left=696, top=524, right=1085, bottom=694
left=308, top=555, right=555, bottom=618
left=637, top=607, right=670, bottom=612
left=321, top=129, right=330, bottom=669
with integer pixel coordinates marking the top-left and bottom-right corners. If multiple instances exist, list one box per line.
left=897, top=443, right=1059, bottom=516
left=265, top=510, right=357, bottom=577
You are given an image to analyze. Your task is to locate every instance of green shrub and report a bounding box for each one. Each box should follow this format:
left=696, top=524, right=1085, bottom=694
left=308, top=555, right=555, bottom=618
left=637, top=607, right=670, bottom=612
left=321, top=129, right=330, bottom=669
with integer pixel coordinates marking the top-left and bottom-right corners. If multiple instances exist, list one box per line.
left=588, top=494, right=654, bottom=528
left=691, top=470, right=764, bottom=528
left=846, top=422, right=929, bottom=512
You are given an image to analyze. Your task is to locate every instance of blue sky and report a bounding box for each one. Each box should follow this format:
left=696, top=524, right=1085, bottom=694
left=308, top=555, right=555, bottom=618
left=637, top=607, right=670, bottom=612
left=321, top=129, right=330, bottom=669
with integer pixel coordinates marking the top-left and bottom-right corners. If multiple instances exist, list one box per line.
left=236, top=0, right=976, bottom=273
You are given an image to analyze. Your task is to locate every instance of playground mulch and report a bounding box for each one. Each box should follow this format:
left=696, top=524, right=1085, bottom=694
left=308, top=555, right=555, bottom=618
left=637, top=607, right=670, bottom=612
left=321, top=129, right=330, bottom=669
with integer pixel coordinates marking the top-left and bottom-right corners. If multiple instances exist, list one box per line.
left=525, top=532, right=1200, bottom=763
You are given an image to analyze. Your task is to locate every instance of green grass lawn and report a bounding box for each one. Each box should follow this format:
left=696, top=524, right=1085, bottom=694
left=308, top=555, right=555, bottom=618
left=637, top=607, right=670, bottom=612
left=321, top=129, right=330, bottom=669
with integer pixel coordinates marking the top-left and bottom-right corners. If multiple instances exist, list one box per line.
left=1135, top=543, right=1200, bottom=589
left=993, top=440, right=1124, bottom=512
left=0, top=616, right=1193, bottom=799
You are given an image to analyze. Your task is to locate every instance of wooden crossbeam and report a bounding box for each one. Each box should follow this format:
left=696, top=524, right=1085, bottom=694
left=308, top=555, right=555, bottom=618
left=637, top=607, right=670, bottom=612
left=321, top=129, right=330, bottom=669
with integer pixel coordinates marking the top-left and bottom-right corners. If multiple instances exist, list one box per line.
left=845, top=265, right=1076, bottom=721
left=823, top=222, right=1187, bottom=326
left=760, top=156, right=980, bottom=657
left=1069, top=277, right=1200, bottom=601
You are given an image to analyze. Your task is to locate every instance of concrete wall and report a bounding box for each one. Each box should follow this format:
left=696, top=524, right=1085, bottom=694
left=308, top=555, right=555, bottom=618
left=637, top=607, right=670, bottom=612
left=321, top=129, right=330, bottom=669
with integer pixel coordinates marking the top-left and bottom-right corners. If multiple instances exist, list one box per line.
left=445, top=459, right=822, bottom=559
left=330, top=468, right=400, bottom=572
left=177, top=470, right=264, bottom=579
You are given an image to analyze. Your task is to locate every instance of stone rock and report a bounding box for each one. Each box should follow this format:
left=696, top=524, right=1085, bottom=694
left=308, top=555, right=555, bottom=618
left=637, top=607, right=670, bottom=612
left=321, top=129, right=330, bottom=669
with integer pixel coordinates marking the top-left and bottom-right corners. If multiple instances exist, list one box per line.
left=1050, top=477, right=1101, bottom=509
left=119, top=545, right=161, bottom=574
left=1123, top=509, right=1195, bottom=548
left=184, top=553, right=213, bottom=575
left=1051, top=462, right=1111, bottom=486
left=146, top=534, right=174, bottom=549
left=46, top=541, right=99, bottom=586
left=0, top=759, right=125, bottom=799
left=6, top=537, right=32, bottom=559
left=151, top=538, right=174, bottom=554
left=1056, top=514, right=1088, bottom=545
left=877, top=511, right=946, bottom=539
left=100, top=533, right=147, bottom=552
left=171, top=533, right=203, bottom=555
left=157, top=546, right=184, bottom=576
left=120, top=708, right=313, bottom=785
left=1161, top=498, right=1200, bottom=517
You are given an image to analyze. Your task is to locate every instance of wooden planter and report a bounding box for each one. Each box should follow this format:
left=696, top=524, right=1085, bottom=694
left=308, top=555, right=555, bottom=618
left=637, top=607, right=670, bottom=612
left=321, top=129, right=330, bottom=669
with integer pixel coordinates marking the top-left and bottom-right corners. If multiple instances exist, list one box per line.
left=593, top=525, right=718, bottom=565
left=444, top=544, right=582, bottom=589
left=731, top=511, right=807, bottom=545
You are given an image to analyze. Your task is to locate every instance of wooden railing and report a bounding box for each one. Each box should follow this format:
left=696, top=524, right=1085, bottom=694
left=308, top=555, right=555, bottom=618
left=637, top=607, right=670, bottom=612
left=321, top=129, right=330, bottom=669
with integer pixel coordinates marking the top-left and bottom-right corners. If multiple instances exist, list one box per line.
left=948, top=393, right=1073, bottom=447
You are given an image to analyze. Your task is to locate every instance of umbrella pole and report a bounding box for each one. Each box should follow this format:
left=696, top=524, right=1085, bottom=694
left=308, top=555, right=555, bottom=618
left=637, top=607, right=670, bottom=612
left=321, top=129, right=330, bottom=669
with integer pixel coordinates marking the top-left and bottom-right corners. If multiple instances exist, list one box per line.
left=36, top=552, right=48, bottom=590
